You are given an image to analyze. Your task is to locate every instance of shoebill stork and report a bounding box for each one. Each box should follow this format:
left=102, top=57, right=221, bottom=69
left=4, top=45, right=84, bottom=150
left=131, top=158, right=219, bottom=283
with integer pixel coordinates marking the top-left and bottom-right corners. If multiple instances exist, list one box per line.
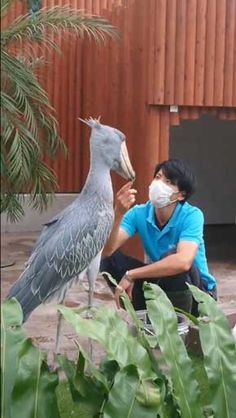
left=8, top=117, right=135, bottom=351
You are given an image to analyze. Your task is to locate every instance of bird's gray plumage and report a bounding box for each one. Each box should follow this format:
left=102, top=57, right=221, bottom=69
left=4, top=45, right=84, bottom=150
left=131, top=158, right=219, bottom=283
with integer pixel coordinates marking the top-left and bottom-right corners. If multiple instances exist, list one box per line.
left=8, top=117, right=135, bottom=320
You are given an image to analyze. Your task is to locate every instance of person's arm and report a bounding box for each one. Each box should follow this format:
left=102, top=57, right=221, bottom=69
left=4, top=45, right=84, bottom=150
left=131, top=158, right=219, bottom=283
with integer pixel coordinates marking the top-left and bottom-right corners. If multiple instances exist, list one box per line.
left=121, top=240, right=198, bottom=279
left=103, top=181, right=137, bottom=256
left=115, top=241, right=198, bottom=308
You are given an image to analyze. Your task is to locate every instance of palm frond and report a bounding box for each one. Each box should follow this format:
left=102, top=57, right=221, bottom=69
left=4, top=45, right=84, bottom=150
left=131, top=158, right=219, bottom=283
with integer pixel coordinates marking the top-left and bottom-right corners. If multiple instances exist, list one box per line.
left=1, top=2, right=117, bottom=221
left=1, top=0, right=12, bottom=18
left=1, top=50, right=64, bottom=155
left=0, top=193, right=25, bottom=222
left=1, top=6, right=118, bottom=49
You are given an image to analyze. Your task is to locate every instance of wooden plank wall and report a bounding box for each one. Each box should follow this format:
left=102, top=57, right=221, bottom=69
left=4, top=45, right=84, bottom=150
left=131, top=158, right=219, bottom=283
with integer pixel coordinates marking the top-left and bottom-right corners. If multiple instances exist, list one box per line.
left=148, top=0, right=236, bottom=107
left=3, top=0, right=236, bottom=204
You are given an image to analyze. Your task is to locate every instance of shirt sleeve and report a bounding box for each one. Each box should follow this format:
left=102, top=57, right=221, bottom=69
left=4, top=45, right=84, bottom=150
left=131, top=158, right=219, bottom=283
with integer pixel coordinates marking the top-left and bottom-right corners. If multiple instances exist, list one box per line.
left=120, top=206, right=138, bottom=237
left=179, top=208, right=204, bottom=245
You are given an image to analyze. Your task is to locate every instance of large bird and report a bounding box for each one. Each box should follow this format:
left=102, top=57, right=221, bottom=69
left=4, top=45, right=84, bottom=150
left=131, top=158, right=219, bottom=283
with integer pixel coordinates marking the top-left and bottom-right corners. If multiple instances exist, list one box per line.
left=8, top=117, right=135, bottom=325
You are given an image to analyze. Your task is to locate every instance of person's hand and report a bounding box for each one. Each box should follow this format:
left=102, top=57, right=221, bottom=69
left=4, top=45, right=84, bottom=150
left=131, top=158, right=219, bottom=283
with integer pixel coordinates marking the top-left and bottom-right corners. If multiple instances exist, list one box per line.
left=115, top=182, right=137, bottom=214
left=115, top=276, right=134, bottom=309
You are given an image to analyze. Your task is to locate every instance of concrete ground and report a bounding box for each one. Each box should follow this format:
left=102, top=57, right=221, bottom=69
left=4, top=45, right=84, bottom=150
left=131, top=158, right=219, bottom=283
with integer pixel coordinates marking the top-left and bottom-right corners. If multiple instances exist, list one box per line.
left=1, top=226, right=236, bottom=363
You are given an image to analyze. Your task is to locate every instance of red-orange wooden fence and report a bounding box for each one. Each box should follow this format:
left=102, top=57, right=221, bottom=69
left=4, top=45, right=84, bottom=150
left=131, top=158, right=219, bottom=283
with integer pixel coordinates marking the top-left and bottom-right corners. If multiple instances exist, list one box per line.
left=3, top=0, right=236, bottom=203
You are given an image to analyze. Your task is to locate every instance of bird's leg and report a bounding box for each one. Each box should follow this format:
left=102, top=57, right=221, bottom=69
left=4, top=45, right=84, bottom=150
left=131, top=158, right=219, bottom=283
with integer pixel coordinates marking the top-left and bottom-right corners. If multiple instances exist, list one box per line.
left=86, top=251, right=102, bottom=315
left=55, top=310, right=63, bottom=354
left=87, top=279, right=94, bottom=318
left=52, top=287, right=68, bottom=370
left=86, top=252, right=102, bottom=357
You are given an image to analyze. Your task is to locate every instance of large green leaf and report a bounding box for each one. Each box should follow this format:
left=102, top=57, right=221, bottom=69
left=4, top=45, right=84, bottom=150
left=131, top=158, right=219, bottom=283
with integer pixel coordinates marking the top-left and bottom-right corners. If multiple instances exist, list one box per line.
left=1, top=298, right=59, bottom=418
left=58, top=353, right=106, bottom=418
left=144, top=283, right=203, bottom=418
left=1, top=298, right=26, bottom=418
left=99, top=358, right=120, bottom=385
left=10, top=341, right=59, bottom=418
left=74, top=341, right=109, bottom=391
left=189, top=285, right=236, bottom=418
left=58, top=304, right=156, bottom=380
left=103, top=365, right=159, bottom=418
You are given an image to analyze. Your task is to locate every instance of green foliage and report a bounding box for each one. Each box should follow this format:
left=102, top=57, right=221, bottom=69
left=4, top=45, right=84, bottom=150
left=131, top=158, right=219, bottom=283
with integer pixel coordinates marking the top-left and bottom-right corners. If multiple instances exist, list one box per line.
left=144, top=283, right=203, bottom=418
left=1, top=0, right=117, bottom=221
left=3, top=284, right=236, bottom=418
left=189, top=285, right=236, bottom=418
left=1, top=298, right=59, bottom=418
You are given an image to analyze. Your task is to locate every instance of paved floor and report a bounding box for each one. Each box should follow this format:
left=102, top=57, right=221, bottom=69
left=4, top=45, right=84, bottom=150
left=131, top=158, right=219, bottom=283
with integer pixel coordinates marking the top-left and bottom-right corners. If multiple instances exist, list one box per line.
left=1, top=227, right=236, bottom=363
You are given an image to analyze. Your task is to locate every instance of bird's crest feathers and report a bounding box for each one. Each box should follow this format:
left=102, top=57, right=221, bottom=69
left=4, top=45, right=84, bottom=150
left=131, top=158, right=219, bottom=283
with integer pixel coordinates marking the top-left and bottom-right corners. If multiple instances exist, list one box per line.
left=79, top=116, right=101, bottom=129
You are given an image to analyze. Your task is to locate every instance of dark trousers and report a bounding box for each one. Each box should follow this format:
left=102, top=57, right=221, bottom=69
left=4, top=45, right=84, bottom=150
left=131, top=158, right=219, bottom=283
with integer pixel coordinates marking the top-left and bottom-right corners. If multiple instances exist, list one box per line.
left=100, top=251, right=217, bottom=315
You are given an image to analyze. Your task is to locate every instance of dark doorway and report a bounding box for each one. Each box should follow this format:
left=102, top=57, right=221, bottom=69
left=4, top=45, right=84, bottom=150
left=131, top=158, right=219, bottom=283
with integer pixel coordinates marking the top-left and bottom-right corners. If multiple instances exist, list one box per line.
left=169, top=114, right=236, bottom=224
left=169, top=114, right=236, bottom=296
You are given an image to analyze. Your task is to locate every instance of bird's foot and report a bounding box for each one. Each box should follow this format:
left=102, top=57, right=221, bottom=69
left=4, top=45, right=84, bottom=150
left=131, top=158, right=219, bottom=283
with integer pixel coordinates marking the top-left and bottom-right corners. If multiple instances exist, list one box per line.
left=85, top=308, right=94, bottom=319
left=49, top=352, right=60, bottom=373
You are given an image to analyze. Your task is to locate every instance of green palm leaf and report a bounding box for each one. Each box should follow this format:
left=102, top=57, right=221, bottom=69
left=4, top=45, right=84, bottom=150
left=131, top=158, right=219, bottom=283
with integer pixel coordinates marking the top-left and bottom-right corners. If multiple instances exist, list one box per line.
left=2, top=6, right=117, bottom=48
left=1, top=1, right=117, bottom=221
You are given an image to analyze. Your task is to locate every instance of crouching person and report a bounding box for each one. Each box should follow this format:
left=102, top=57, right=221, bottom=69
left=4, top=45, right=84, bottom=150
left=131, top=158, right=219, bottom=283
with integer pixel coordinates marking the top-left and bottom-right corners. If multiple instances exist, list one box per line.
left=100, top=159, right=217, bottom=315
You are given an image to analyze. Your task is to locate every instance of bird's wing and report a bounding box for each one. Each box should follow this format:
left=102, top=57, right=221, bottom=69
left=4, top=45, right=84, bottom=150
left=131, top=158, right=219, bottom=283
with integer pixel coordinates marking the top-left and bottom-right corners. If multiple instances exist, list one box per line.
left=8, top=198, right=114, bottom=320
left=26, top=205, right=113, bottom=301
left=26, top=198, right=80, bottom=265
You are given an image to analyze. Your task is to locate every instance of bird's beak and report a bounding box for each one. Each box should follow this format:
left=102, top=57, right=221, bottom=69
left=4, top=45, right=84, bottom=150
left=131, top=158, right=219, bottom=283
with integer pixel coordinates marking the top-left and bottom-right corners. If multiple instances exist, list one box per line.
left=116, top=141, right=136, bottom=181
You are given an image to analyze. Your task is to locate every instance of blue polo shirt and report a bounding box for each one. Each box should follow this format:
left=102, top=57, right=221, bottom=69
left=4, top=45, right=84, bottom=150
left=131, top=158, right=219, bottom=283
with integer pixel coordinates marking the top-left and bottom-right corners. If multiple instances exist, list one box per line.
left=120, top=201, right=216, bottom=290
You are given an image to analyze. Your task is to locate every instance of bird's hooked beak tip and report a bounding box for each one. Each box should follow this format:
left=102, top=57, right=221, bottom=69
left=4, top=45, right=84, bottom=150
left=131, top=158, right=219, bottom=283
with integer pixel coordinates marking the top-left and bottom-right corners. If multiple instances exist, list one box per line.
left=118, top=142, right=136, bottom=181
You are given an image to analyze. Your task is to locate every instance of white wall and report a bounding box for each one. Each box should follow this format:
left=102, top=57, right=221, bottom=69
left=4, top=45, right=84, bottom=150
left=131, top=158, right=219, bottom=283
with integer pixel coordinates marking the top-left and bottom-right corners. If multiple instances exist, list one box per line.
left=170, top=114, right=236, bottom=224
left=1, top=194, right=78, bottom=233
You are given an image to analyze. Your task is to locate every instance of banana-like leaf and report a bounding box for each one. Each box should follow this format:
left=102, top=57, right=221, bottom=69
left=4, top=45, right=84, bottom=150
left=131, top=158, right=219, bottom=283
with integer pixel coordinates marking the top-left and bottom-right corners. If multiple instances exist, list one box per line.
left=1, top=298, right=59, bottom=418
left=103, top=365, right=159, bottom=418
left=58, top=305, right=156, bottom=380
left=1, top=298, right=25, bottom=418
left=119, top=287, right=166, bottom=379
left=74, top=340, right=109, bottom=391
left=99, top=358, right=120, bottom=384
left=189, top=285, right=236, bottom=418
left=58, top=353, right=106, bottom=418
left=10, top=342, right=59, bottom=418
left=57, top=355, right=81, bottom=402
left=144, top=283, right=203, bottom=418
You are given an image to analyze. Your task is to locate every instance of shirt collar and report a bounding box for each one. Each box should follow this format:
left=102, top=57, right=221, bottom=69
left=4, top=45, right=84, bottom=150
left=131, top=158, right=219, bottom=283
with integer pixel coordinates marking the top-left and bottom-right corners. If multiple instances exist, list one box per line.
left=147, top=201, right=182, bottom=231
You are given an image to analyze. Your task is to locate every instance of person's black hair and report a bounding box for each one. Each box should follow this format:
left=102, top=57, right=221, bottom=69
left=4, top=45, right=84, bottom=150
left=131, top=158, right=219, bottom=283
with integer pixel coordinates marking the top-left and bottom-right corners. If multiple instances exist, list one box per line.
left=153, top=159, right=197, bottom=201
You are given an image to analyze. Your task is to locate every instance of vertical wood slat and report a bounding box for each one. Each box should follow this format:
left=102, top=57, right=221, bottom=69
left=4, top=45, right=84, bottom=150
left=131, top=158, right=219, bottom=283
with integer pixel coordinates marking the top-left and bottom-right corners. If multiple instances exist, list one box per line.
left=213, top=0, right=227, bottom=106
left=73, top=0, right=83, bottom=191
left=154, top=0, right=167, bottom=104
left=204, top=0, right=216, bottom=105
left=164, top=0, right=177, bottom=104
left=174, top=0, right=187, bottom=105
left=147, top=0, right=156, bottom=104
left=184, top=0, right=197, bottom=105
left=232, top=0, right=236, bottom=106
left=223, top=0, right=235, bottom=106
left=58, top=1, right=71, bottom=190
left=194, top=0, right=207, bottom=105
left=131, top=0, right=149, bottom=203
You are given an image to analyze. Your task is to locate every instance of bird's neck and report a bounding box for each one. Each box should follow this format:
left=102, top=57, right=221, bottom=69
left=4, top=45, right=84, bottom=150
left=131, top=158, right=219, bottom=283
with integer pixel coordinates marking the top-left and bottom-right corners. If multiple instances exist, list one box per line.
left=83, top=161, right=113, bottom=205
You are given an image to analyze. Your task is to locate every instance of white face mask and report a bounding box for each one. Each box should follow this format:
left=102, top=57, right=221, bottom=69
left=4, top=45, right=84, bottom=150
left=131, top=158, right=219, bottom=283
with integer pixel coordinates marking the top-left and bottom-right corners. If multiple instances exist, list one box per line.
left=149, top=179, right=178, bottom=208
